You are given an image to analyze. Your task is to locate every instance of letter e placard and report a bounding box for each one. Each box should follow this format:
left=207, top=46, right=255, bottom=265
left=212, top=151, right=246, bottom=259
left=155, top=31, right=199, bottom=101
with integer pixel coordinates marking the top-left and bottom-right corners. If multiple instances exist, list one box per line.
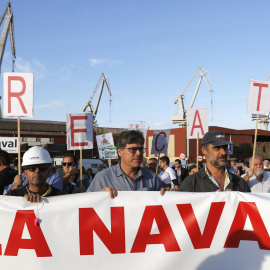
left=3, top=73, right=34, bottom=117
left=66, top=113, right=93, bottom=150
left=186, top=108, right=208, bottom=139
left=247, top=80, right=270, bottom=115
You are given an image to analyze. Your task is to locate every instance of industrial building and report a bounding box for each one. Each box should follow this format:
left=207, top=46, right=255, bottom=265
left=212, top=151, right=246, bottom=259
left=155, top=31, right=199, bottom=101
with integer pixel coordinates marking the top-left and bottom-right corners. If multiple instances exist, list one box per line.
left=1, top=118, right=270, bottom=165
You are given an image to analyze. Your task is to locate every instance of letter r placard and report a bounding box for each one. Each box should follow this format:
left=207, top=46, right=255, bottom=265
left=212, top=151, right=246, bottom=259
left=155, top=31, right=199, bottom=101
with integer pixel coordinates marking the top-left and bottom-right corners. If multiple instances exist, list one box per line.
left=186, top=108, right=208, bottom=139
left=3, top=73, right=34, bottom=117
left=66, top=113, right=94, bottom=150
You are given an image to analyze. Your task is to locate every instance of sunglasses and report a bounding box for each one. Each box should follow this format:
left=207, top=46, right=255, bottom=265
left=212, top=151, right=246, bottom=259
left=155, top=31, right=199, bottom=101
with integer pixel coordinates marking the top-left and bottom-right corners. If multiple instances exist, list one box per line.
left=26, top=165, right=49, bottom=172
left=62, top=162, right=73, bottom=167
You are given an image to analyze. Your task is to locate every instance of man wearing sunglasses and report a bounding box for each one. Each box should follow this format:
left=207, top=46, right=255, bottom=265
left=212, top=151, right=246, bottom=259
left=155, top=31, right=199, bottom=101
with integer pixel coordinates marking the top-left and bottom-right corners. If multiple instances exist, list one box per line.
left=57, top=154, right=89, bottom=193
left=6, top=146, right=66, bottom=201
left=87, top=130, right=162, bottom=198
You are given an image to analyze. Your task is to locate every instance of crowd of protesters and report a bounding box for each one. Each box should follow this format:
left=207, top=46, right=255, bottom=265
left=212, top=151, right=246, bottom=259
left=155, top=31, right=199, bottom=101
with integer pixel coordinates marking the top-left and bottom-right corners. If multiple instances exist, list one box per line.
left=1, top=129, right=270, bottom=202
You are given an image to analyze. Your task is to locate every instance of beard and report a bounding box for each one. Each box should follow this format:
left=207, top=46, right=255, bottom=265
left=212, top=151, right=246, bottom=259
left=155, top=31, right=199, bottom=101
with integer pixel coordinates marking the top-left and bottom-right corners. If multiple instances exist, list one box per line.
left=207, top=154, right=227, bottom=169
left=254, top=168, right=264, bottom=177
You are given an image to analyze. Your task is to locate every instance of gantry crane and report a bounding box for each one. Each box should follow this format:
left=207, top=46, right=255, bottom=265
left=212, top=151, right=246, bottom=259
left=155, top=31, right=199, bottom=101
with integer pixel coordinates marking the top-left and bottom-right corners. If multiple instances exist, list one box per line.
left=172, top=67, right=214, bottom=127
left=0, top=1, right=16, bottom=118
left=82, top=73, right=112, bottom=126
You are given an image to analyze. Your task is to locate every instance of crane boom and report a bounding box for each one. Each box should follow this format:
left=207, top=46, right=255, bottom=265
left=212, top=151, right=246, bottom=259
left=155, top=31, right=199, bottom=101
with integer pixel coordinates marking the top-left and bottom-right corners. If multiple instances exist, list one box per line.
left=0, top=1, right=16, bottom=118
left=172, top=67, right=214, bottom=127
left=0, top=1, right=16, bottom=72
left=83, top=73, right=112, bottom=125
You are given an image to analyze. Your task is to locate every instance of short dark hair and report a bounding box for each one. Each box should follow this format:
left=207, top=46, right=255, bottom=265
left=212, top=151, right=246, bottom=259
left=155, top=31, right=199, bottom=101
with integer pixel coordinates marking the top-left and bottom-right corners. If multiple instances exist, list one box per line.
left=243, top=161, right=249, bottom=167
left=175, top=159, right=181, bottom=165
left=149, top=158, right=158, bottom=163
left=188, top=165, right=196, bottom=173
left=63, top=153, right=77, bottom=164
left=117, top=130, right=144, bottom=150
left=160, top=156, right=170, bottom=165
left=0, top=150, right=10, bottom=166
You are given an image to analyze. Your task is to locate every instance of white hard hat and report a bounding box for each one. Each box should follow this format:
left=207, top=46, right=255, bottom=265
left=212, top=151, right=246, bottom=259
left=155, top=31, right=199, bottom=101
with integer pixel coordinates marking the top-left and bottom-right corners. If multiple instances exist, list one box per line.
left=22, top=146, right=52, bottom=166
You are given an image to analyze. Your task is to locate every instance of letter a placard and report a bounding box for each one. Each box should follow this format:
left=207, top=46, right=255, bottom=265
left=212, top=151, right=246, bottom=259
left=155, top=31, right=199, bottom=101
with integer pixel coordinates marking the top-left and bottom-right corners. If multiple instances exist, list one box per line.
left=66, top=113, right=93, bottom=150
left=186, top=108, right=208, bottom=139
left=247, top=80, right=270, bottom=115
left=3, top=73, right=34, bottom=117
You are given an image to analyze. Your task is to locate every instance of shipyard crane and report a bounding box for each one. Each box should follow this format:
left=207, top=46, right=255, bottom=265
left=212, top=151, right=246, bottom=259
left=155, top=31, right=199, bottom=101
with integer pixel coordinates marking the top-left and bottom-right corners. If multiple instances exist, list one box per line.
left=0, top=1, right=16, bottom=118
left=172, top=67, right=214, bottom=127
left=82, top=73, right=112, bottom=126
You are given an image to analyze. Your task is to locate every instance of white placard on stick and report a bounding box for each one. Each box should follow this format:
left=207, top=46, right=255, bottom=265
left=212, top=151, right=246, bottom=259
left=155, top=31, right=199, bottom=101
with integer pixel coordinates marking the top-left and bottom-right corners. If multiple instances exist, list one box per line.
left=186, top=108, right=208, bottom=139
left=151, top=129, right=171, bottom=154
left=3, top=72, right=34, bottom=117
left=96, top=133, right=114, bottom=158
left=66, top=113, right=93, bottom=150
left=247, top=80, right=270, bottom=115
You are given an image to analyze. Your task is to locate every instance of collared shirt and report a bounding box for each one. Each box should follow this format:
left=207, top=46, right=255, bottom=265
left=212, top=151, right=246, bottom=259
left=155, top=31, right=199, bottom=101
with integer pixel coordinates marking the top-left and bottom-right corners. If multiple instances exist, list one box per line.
left=57, top=171, right=89, bottom=194
left=205, top=165, right=230, bottom=191
left=242, top=171, right=270, bottom=192
left=176, top=168, right=182, bottom=185
left=229, top=167, right=237, bottom=174
left=87, top=163, right=162, bottom=192
left=158, top=167, right=177, bottom=189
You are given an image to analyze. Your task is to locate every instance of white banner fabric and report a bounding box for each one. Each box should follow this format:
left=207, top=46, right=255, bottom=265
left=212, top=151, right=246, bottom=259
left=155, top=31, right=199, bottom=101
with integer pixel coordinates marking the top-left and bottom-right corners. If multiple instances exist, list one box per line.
left=247, top=80, right=270, bottom=115
left=0, top=192, right=270, bottom=270
left=151, top=129, right=171, bottom=154
left=66, top=113, right=93, bottom=150
left=3, top=72, right=34, bottom=117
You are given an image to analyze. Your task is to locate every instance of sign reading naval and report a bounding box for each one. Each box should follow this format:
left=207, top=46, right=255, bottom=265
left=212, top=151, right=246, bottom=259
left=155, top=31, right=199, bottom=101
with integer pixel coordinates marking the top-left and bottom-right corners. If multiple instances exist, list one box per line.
left=0, top=137, right=18, bottom=153
left=3, top=72, right=34, bottom=117
left=66, top=113, right=93, bottom=150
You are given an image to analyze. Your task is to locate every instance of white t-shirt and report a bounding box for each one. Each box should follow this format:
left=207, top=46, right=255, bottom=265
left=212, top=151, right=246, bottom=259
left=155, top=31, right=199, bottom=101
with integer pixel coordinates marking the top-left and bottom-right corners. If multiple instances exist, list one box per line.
left=158, top=167, right=177, bottom=189
left=242, top=171, right=270, bottom=192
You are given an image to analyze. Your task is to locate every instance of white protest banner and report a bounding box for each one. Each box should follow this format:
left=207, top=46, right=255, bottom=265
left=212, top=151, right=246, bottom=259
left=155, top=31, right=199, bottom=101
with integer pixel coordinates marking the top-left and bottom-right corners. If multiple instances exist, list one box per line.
left=151, top=129, right=170, bottom=154
left=0, top=192, right=270, bottom=270
left=0, top=137, right=18, bottom=153
left=186, top=108, right=208, bottom=139
left=3, top=72, right=34, bottom=117
left=247, top=80, right=270, bottom=115
left=66, top=113, right=93, bottom=150
left=96, top=133, right=114, bottom=158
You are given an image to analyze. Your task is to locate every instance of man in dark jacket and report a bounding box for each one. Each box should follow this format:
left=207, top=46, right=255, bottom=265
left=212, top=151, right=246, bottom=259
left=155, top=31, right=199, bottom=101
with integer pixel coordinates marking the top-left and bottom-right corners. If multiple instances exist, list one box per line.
left=179, top=130, right=250, bottom=192
left=174, top=159, right=189, bottom=185
left=0, top=150, right=17, bottom=195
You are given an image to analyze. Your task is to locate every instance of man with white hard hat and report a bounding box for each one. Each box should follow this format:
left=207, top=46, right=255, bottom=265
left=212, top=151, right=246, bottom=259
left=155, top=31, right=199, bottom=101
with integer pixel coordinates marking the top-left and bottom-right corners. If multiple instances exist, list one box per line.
left=6, top=146, right=67, bottom=201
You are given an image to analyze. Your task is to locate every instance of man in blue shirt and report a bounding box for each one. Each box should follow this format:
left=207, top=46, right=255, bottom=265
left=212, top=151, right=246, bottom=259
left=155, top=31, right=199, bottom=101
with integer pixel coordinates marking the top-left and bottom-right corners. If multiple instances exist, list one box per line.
left=87, top=130, right=162, bottom=198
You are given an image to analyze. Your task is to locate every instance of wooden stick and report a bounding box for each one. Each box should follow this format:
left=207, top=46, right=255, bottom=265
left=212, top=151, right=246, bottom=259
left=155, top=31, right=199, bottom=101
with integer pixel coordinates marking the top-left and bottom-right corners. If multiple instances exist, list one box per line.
left=196, top=132, right=199, bottom=170
left=108, top=159, right=111, bottom=168
left=17, top=116, right=21, bottom=175
left=251, top=114, right=259, bottom=168
left=80, top=149, right=83, bottom=187
left=156, top=150, right=160, bottom=174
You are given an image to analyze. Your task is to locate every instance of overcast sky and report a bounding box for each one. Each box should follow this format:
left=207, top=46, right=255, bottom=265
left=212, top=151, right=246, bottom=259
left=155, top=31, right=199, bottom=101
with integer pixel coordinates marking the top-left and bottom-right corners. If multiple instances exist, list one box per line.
left=0, top=0, right=269, bottom=130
